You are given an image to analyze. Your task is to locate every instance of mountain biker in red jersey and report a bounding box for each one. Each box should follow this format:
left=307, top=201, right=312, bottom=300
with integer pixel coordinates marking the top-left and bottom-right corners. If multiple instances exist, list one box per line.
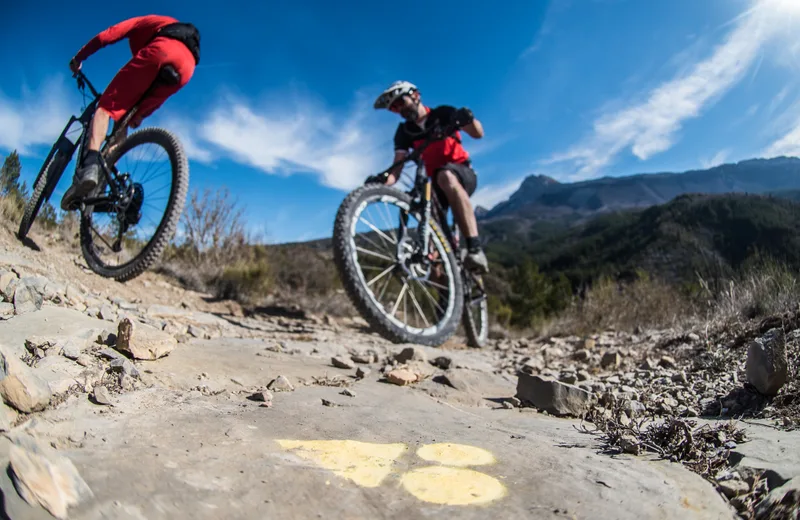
left=370, top=81, right=489, bottom=274
left=61, top=14, right=200, bottom=211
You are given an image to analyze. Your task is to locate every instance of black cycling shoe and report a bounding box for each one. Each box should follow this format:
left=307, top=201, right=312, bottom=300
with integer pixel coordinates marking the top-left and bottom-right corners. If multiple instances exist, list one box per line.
left=464, top=248, right=489, bottom=274
left=61, top=163, right=100, bottom=211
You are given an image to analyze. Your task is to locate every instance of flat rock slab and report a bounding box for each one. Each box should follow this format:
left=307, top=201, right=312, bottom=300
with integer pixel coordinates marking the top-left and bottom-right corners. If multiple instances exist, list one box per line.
left=0, top=307, right=108, bottom=358
left=39, top=382, right=735, bottom=520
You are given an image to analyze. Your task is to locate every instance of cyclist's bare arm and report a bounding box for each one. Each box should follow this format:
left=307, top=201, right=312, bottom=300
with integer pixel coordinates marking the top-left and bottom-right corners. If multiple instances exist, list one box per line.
left=385, top=150, right=408, bottom=185
left=461, top=117, right=484, bottom=139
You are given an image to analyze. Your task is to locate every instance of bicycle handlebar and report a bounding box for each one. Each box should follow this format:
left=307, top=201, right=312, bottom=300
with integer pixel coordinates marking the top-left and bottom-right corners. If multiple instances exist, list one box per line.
left=73, top=70, right=101, bottom=99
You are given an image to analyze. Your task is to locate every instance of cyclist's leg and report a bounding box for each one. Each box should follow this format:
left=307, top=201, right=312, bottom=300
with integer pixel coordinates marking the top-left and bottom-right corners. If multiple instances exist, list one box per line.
left=61, top=47, right=162, bottom=211
left=434, top=164, right=487, bottom=273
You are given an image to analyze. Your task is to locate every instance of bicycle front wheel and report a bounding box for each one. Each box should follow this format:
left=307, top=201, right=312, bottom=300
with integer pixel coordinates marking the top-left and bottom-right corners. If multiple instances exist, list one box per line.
left=80, top=127, right=188, bottom=282
left=332, top=184, right=463, bottom=346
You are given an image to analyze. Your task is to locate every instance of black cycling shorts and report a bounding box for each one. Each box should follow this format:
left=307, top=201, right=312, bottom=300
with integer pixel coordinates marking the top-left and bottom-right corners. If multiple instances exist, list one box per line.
left=432, top=161, right=477, bottom=213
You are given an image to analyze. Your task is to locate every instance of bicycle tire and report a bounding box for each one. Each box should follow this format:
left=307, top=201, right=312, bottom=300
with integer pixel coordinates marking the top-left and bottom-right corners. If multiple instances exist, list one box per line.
left=79, top=127, right=188, bottom=282
left=332, top=184, right=463, bottom=346
left=18, top=147, right=68, bottom=240
left=462, top=273, right=489, bottom=348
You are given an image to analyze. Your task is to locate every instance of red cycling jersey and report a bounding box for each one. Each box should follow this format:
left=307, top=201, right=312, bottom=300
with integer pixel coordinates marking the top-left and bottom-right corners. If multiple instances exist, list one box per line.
left=74, top=15, right=179, bottom=63
left=74, top=15, right=196, bottom=122
left=393, top=105, right=470, bottom=176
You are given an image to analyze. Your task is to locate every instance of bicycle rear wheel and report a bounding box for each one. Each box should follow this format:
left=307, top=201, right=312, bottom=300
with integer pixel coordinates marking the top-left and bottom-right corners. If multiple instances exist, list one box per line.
left=79, top=127, right=188, bottom=282
left=332, top=184, right=463, bottom=346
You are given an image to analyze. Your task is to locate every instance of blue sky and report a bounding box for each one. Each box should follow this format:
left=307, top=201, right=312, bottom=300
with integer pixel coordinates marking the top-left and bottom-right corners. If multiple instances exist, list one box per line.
left=3, top=0, right=800, bottom=243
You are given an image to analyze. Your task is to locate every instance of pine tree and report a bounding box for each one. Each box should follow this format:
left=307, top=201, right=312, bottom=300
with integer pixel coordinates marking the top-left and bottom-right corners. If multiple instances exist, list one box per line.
left=0, top=150, right=22, bottom=198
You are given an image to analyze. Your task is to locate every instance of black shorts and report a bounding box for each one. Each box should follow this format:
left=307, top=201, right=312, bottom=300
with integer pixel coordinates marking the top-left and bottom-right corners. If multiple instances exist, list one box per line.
left=432, top=161, right=477, bottom=213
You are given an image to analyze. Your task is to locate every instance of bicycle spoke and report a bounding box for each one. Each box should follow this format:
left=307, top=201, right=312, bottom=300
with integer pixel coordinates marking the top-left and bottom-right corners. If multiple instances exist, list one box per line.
left=355, top=227, right=392, bottom=257
left=367, top=264, right=395, bottom=287
left=358, top=216, right=397, bottom=246
left=390, top=283, right=408, bottom=317
left=413, top=278, right=446, bottom=316
left=407, top=285, right=431, bottom=328
left=356, top=246, right=394, bottom=262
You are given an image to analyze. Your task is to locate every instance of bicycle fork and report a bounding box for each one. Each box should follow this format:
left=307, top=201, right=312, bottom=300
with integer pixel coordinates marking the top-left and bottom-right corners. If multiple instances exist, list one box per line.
left=397, top=177, right=434, bottom=265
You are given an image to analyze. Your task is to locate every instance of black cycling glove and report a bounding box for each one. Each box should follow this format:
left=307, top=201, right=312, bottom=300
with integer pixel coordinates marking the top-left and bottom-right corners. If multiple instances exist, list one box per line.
left=364, top=172, right=390, bottom=185
left=454, top=107, right=474, bottom=128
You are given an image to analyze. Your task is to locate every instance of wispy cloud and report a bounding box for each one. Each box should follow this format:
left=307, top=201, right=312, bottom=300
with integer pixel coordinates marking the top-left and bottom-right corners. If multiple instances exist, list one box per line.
left=764, top=114, right=800, bottom=157
left=172, top=92, right=390, bottom=191
left=700, top=149, right=731, bottom=169
left=546, top=0, right=800, bottom=180
left=471, top=177, right=524, bottom=210
left=0, top=76, right=72, bottom=155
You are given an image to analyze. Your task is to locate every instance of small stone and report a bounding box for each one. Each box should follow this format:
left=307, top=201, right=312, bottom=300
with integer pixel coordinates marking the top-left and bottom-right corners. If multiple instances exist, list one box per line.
left=61, top=340, right=83, bottom=361
left=619, top=435, right=640, bottom=455
left=577, top=370, right=590, bottom=382
left=717, top=479, right=750, bottom=499
left=92, top=386, right=113, bottom=406
left=7, top=431, right=94, bottom=518
left=394, top=347, right=426, bottom=364
left=584, top=338, right=596, bottom=350
left=746, top=328, right=788, bottom=396
left=386, top=369, right=418, bottom=386
left=0, top=348, right=51, bottom=413
left=509, top=397, right=522, bottom=407
left=502, top=401, right=514, bottom=409
left=116, top=318, right=177, bottom=360
left=640, top=358, right=658, bottom=371
left=109, top=358, right=140, bottom=379
left=340, top=388, right=356, bottom=398
left=543, top=346, right=565, bottom=359
left=0, top=302, right=13, bottom=319
left=321, top=398, right=338, bottom=407
left=671, top=371, right=688, bottom=384
left=251, top=391, right=273, bottom=403
left=659, top=356, right=677, bottom=369
left=0, top=270, right=18, bottom=300
left=76, top=355, right=93, bottom=368
left=350, top=353, right=373, bottom=364
left=516, top=374, right=592, bottom=417
left=605, top=375, right=621, bottom=385
left=13, top=283, right=43, bottom=315
left=99, top=304, right=117, bottom=321
left=430, top=356, right=452, bottom=370
left=623, top=400, right=647, bottom=417
left=601, top=351, right=621, bottom=369
left=355, top=367, right=371, bottom=379
left=521, top=357, right=545, bottom=373
left=98, top=349, right=122, bottom=361
left=573, top=349, right=591, bottom=362
left=687, top=333, right=700, bottom=342
left=560, top=373, right=578, bottom=385
left=187, top=325, right=205, bottom=338
left=331, top=357, right=355, bottom=370
left=267, top=375, right=295, bottom=392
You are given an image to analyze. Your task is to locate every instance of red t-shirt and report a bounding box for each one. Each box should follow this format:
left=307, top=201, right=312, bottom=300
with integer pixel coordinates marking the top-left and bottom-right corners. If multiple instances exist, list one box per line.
left=75, top=15, right=179, bottom=62
left=393, top=105, right=470, bottom=175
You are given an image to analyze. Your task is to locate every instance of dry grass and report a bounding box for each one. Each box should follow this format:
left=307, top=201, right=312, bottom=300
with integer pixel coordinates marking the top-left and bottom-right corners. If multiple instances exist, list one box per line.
left=545, top=273, right=700, bottom=335
left=0, top=194, right=22, bottom=223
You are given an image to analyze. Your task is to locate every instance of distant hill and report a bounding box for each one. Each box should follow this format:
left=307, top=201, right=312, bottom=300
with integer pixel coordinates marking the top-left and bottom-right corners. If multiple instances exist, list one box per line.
left=483, top=156, right=800, bottom=221
left=486, top=192, right=800, bottom=288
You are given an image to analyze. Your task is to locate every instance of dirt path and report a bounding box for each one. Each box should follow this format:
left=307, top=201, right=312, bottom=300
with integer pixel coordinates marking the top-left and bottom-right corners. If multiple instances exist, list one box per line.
left=1, top=226, right=796, bottom=519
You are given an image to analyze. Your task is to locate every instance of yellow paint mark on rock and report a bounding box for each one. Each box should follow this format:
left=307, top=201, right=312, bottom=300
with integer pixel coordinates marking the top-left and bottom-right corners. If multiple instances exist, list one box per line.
left=416, top=443, right=496, bottom=467
left=275, top=440, right=407, bottom=488
left=401, top=466, right=507, bottom=506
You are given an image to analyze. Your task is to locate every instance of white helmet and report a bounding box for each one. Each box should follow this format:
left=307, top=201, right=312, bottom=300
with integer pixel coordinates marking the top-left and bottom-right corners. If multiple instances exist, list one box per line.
left=374, top=80, right=418, bottom=109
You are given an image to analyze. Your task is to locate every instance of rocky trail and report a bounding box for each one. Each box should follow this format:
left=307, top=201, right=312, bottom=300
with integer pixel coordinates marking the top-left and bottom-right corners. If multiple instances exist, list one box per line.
left=0, top=227, right=798, bottom=519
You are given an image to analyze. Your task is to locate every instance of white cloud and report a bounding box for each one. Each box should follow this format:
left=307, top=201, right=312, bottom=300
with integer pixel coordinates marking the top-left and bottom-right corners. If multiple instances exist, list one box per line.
left=471, top=177, right=524, bottom=210
left=0, top=77, right=72, bottom=155
left=700, top=149, right=731, bottom=169
left=546, top=0, right=800, bottom=180
left=764, top=115, right=800, bottom=157
left=193, top=94, right=389, bottom=191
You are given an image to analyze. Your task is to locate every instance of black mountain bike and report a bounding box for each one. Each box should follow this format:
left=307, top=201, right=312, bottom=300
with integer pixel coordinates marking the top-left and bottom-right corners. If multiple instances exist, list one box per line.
left=332, top=121, right=489, bottom=347
left=17, top=67, right=189, bottom=282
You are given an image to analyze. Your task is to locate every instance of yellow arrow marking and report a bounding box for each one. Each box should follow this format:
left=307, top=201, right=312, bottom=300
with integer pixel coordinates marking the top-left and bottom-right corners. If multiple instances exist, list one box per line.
left=416, top=443, right=496, bottom=467
left=275, top=439, right=407, bottom=488
left=401, top=466, right=507, bottom=505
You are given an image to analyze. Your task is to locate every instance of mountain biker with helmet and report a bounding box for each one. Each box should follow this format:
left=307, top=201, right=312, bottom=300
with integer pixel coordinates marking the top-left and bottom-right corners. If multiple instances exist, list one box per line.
left=370, top=80, right=489, bottom=274
left=60, top=14, right=200, bottom=211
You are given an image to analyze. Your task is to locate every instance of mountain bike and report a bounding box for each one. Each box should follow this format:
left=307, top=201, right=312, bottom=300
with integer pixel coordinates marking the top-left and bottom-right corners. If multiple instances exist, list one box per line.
left=17, top=67, right=189, bottom=282
left=332, top=121, right=489, bottom=347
